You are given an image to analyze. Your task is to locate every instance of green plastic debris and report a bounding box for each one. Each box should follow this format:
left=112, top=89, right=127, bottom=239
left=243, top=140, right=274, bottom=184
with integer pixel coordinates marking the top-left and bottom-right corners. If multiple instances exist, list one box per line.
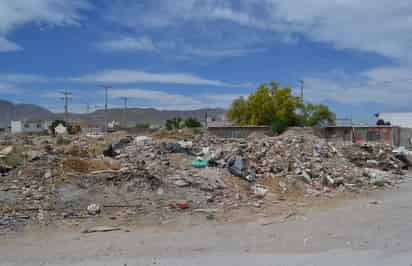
left=192, top=158, right=208, bottom=168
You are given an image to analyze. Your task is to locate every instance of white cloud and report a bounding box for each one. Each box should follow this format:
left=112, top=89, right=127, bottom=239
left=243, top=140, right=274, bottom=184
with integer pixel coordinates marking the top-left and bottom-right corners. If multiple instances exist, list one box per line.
left=0, top=0, right=91, bottom=34
left=71, top=69, right=246, bottom=87
left=102, top=0, right=412, bottom=110
left=105, top=1, right=412, bottom=62
left=98, top=36, right=156, bottom=52
left=0, top=0, right=91, bottom=51
left=303, top=66, right=412, bottom=107
left=108, top=88, right=203, bottom=110
left=107, top=88, right=247, bottom=110
left=0, top=37, right=22, bottom=52
left=185, top=47, right=266, bottom=57
left=0, top=73, right=49, bottom=83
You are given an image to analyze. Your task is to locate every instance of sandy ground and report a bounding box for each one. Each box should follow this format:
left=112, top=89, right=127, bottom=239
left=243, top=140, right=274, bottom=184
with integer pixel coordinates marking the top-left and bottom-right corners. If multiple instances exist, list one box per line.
left=1, top=177, right=412, bottom=266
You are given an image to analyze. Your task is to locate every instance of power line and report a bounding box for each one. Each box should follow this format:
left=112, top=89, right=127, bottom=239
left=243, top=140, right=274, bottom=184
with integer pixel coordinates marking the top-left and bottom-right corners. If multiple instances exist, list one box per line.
left=60, top=89, right=72, bottom=122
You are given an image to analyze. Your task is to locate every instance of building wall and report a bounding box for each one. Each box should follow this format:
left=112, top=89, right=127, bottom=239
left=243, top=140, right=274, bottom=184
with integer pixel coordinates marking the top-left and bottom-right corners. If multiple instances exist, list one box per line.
left=11, top=120, right=50, bottom=134
left=322, top=126, right=400, bottom=146
left=399, top=128, right=412, bottom=148
left=207, top=126, right=272, bottom=138
left=11, top=121, right=22, bottom=134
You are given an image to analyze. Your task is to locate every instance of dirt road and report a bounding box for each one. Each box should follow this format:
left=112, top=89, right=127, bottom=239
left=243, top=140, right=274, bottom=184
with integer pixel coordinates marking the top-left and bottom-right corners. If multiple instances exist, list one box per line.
left=2, top=177, right=412, bottom=266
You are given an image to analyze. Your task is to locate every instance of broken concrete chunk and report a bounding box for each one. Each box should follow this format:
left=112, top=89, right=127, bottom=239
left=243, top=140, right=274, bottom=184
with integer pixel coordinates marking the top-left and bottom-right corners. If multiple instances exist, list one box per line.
left=134, top=136, right=153, bottom=146
left=0, top=146, right=13, bottom=158
left=87, top=204, right=101, bottom=215
left=173, top=179, right=191, bottom=187
left=366, top=160, right=379, bottom=168
left=252, top=184, right=269, bottom=198
left=300, top=170, right=312, bottom=184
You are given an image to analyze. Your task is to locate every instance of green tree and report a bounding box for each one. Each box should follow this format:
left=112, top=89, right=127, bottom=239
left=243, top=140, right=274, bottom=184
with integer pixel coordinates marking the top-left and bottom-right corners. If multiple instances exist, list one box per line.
left=299, top=103, right=335, bottom=127
left=227, top=81, right=335, bottom=134
left=165, top=117, right=183, bottom=130
left=135, top=123, right=150, bottom=129
left=184, top=117, right=202, bottom=128
left=227, top=96, right=250, bottom=125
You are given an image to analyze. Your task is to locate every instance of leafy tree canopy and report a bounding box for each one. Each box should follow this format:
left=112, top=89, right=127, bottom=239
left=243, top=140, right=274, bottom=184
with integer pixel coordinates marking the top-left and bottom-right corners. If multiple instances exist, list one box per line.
left=227, top=82, right=335, bottom=134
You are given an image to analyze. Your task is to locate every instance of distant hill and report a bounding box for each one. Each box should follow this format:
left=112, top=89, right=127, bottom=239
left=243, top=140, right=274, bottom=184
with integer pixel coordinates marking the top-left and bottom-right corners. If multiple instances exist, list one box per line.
left=0, top=99, right=226, bottom=127
left=69, top=107, right=226, bottom=126
left=0, top=100, right=54, bottom=127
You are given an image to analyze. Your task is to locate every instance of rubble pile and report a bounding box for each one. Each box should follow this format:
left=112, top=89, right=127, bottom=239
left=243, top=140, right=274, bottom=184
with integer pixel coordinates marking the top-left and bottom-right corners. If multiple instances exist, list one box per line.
left=0, top=129, right=408, bottom=232
left=189, top=132, right=405, bottom=196
left=341, top=143, right=406, bottom=171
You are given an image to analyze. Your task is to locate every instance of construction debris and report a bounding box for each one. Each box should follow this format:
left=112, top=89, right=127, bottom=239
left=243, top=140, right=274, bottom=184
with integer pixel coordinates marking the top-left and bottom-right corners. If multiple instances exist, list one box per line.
left=0, top=128, right=408, bottom=232
left=87, top=204, right=101, bottom=215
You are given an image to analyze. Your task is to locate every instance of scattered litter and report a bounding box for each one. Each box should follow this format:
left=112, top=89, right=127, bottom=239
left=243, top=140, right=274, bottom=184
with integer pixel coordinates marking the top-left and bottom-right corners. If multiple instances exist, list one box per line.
left=170, top=200, right=189, bottom=210
left=192, top=157, right=208, bottom=168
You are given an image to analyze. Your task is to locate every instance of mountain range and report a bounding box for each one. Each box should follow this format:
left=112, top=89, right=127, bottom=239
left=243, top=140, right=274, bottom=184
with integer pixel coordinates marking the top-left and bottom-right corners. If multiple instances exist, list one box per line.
left=0, top=99, right=225, bottom=127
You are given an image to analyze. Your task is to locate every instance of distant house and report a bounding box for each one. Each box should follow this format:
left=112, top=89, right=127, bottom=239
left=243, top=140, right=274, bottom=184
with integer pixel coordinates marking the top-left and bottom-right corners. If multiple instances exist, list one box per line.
left=11, top=120, right=51, bottom=134
left=320, top=125, right=401, bottom=146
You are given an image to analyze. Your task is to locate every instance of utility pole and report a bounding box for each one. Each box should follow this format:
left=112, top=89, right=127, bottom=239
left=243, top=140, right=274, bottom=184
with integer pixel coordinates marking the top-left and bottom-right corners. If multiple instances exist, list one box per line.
left=100, top=85, right=111, bottom=132
left=85, top=102, right=90, bottom=114
left=120, top=97, right=129, bottom=127
left=299, top=80, right=304, bottom=102
left=205, top=111, right=208, bottom=128
left=60, top=89, right=72, bottom=122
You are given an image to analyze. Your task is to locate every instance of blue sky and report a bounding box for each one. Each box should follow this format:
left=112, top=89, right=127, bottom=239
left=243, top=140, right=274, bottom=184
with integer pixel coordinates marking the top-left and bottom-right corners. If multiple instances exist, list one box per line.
left=1, top=0, right=412, bottom=123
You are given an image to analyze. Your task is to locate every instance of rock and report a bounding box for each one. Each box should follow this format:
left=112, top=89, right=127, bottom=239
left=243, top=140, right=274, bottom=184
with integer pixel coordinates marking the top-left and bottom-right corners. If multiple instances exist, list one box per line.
left=366, top=160, right=379, bottom=168
left=364, top=168, right=386, bottom=187
left=87, top=204, right=101, bottom=215
left=372, top=176, right=386, bottom=187
left=27, top=150, right=43, bottom=161
left=252, top=185, right=268, bottom=198
left=134, top=136, right=153, bottom=146
left=300, top=170, right=312, bottom=184
left=44, top=170, right=52, bottom=179
left=0, top=146, right=13, bottom=158
left=33, top=193, right=44, bottom=200
left=173, top=179, right=191, bottom=187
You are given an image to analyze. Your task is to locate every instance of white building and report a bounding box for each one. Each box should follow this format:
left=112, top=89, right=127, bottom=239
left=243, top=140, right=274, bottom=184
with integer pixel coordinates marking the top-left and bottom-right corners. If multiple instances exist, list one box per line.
left=378, top=113, right=412, bottom=128
left=11, top=121, right=23, bottom=133
left=10, top=120, right=51, bottom=134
